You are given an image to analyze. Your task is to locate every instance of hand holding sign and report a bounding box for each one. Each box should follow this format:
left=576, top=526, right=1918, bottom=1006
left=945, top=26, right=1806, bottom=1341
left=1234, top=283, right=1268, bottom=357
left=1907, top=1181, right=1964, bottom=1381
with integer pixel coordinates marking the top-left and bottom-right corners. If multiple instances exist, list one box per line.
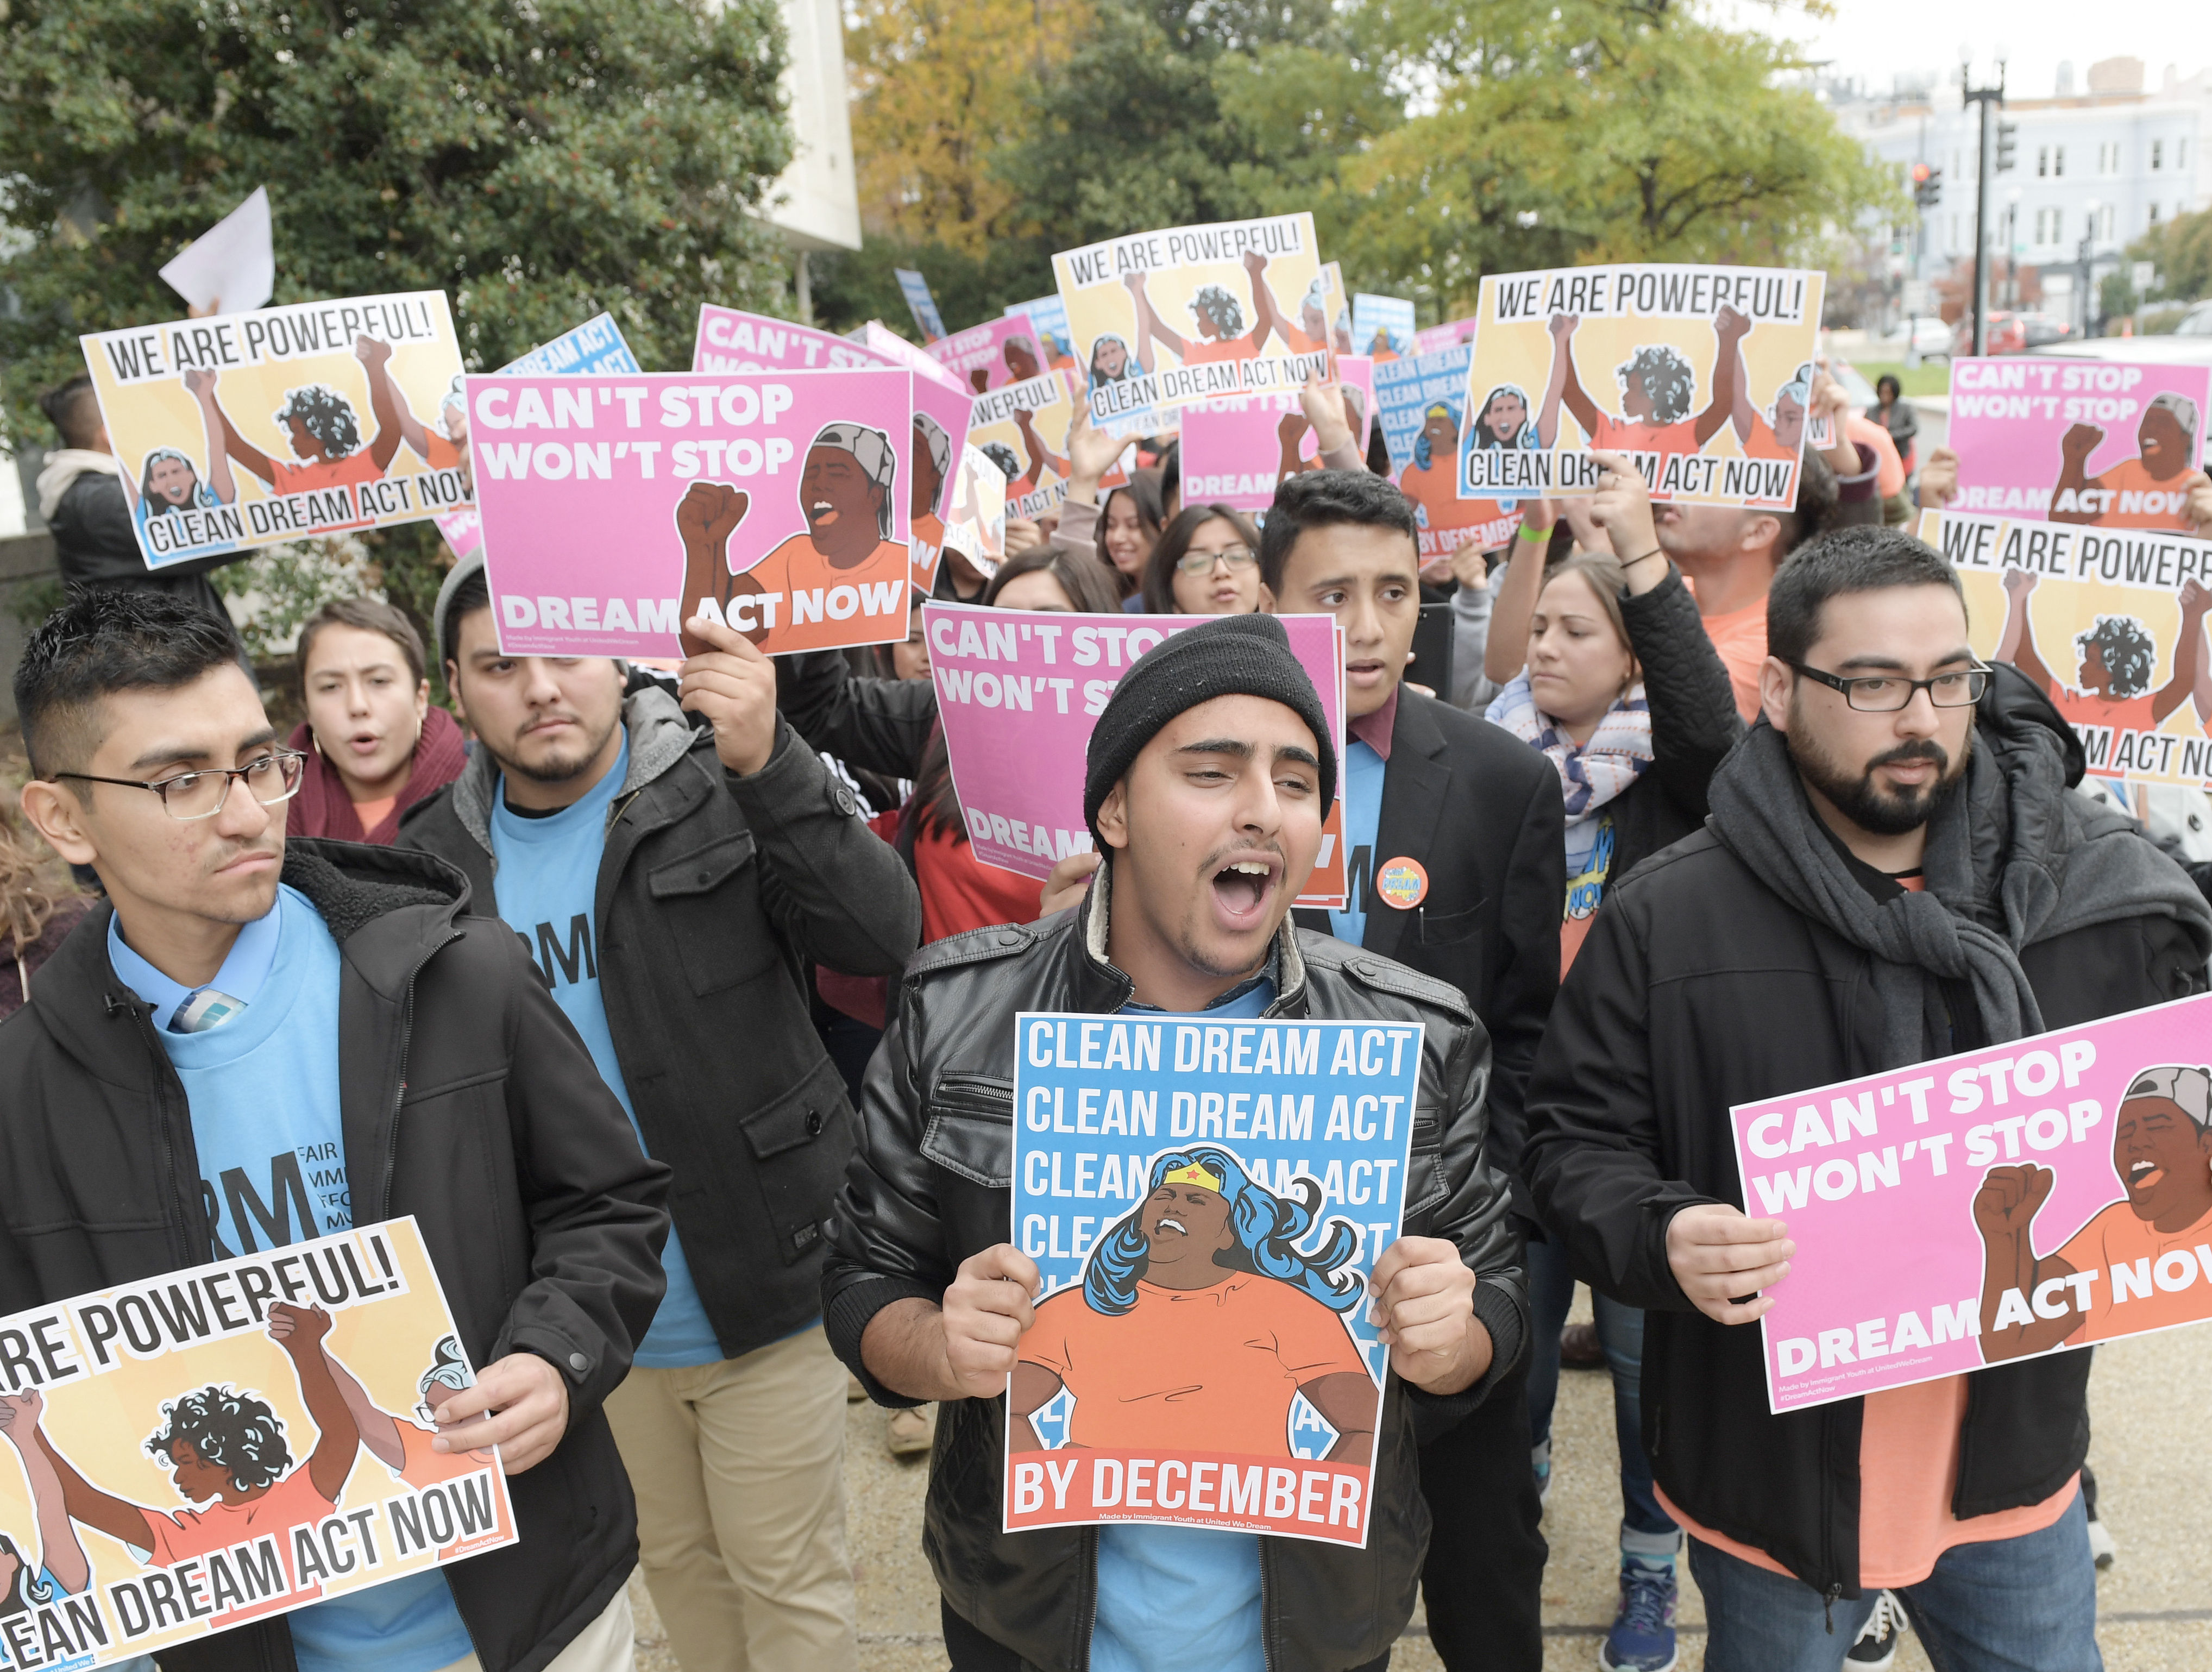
left=432, top=1351, right=571, bottom=1474
left=678, top=612, right=780, bottom=775
left=1299, top=370, right=1356, bottom=458
left=1588, top=449, right=1661, bottom=572
left=941, top=1244, right=1042, bottom=1399
left=1666, top=1203, right=1794, bottom=1324
left=1367, top=1236, right=1485, bottom=1394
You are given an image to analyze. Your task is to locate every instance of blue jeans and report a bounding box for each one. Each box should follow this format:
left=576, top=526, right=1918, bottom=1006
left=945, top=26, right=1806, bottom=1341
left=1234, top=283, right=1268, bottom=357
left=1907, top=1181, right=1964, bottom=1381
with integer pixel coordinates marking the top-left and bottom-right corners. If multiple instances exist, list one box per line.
left=1524, top=1237, right=1675, bottom=1541
left=1687, top=1492, right=2101, bottom=1672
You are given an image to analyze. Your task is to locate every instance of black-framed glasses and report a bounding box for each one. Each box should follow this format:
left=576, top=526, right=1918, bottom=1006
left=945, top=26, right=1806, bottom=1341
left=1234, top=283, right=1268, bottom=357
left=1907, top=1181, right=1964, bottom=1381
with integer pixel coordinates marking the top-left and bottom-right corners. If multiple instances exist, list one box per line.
left=1787, top=662, right=1990, bottom=713
left=55, top=750, right=307, bottom=821
left=1175, top=545, right=1257, bottom=576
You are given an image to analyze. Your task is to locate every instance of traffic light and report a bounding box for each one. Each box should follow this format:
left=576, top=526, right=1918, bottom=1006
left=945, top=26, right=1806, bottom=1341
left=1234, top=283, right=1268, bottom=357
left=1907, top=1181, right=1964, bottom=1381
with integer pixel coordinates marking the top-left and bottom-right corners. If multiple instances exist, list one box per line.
left=1912, top=164, right=1943, bottom=210
left=1996, top=123, right=2019, bottom=172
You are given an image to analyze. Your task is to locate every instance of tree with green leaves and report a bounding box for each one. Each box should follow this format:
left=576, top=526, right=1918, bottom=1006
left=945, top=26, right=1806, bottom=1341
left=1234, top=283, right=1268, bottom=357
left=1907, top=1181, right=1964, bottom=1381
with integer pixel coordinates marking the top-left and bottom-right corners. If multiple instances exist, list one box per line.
left=1, top=0, right=795, bottom=650
left=2126, top=206, right=2212, bottom=307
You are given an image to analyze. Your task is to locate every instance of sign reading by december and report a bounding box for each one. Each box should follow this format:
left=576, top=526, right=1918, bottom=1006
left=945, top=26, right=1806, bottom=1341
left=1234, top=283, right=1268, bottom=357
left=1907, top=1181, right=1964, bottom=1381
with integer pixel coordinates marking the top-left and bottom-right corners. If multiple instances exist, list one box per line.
left=1007, top=1014, right=1422, bottom=1547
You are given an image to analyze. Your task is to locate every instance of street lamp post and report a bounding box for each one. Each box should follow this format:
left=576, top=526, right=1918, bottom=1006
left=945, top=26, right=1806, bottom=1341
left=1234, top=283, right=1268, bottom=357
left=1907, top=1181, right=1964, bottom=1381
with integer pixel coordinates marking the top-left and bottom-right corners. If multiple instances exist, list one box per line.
left=1961, top=54, right=2008, bottom=355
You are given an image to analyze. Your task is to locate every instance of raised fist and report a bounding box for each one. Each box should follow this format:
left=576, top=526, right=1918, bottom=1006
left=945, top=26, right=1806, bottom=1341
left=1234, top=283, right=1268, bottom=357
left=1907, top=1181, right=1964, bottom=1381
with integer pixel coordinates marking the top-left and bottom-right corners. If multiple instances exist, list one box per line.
left=355, top=335, right=393, bottom=370
left=677, top=481, right=750, bottom=549
left=1715, top=303, right=1751, bottom=341
left=268, top=1302, right=334, bottom=1350
left=1971, top=1164, right=2053, bottom=1239
left=2001, top=565, right=2037, bottom=598
left=2061, top=422, right=2103, bottom=461
left=1549, top=312, right=1579, bottom=341
left=183, top=366, right=218, bottom=396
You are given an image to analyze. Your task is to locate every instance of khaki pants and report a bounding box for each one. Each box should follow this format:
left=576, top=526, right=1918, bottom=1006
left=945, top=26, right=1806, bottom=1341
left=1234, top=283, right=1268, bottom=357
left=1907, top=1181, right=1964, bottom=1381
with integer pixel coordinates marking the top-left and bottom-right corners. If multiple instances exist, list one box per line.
left=604, top=1327, right=858, bottom=1672
left=433, top=1581, right=635, bottom=1672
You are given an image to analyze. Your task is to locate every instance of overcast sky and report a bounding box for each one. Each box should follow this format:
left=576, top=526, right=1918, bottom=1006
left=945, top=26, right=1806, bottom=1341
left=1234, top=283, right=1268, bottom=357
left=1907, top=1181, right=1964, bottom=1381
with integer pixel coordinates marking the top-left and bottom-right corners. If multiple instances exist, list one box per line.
left=1718, top=0, right=2197, bottom=103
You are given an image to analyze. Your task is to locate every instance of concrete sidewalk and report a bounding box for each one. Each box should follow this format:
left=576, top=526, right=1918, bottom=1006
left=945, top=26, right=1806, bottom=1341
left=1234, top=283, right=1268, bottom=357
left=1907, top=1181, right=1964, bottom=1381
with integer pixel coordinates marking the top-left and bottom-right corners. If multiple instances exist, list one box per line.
left=630, top=1302, right=2211, bottom=1670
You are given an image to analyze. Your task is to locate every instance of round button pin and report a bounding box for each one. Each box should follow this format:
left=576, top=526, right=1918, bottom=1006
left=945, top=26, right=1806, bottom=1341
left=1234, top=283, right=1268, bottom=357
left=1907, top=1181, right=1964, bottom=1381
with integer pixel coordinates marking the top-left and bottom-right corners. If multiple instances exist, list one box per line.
left=1376, top=857, right=1429, bottom=910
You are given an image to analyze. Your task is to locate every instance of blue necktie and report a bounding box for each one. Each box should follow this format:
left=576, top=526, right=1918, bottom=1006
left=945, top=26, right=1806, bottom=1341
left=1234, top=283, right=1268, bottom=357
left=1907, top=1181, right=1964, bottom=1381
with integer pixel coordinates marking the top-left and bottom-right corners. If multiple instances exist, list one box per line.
left=169, top=988, right=247, bottom=1034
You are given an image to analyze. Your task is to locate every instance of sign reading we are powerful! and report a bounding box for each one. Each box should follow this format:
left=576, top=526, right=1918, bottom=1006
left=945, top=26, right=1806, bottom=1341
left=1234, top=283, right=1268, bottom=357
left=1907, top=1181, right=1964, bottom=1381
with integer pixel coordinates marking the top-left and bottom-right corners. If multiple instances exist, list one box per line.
left=1006, top=1015, right=1421, bottom=1548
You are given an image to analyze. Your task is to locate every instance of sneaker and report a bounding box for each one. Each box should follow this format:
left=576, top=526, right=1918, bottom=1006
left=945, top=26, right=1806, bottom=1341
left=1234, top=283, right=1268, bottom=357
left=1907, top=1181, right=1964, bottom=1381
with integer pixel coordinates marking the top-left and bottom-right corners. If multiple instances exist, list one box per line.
left=1597, top=1562, right=1676, bottom=1672
left=887, top=1402, right=937, bottom=1457
left=1846, top=1589, right=1906, bottom=1670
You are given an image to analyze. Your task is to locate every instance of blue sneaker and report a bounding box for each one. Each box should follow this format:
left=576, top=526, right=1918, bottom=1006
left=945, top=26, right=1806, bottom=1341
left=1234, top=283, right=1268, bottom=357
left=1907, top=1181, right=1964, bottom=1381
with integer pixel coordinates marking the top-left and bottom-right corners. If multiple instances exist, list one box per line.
left=1598, top=1561, right=1677, bottom=1672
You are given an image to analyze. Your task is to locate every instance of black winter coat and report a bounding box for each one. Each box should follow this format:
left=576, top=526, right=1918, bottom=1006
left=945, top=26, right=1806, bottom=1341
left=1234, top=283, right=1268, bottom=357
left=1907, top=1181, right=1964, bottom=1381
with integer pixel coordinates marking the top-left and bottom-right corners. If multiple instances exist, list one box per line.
left=0, top=841, right=671, bottom=1672
left=402, top=691, right=923, bottom=1360
left=1520, top=689, right=2208, bottom=1598
left=821, top=875, right=1529, bottom=1672
left=47, top=468, right=236, bottom=622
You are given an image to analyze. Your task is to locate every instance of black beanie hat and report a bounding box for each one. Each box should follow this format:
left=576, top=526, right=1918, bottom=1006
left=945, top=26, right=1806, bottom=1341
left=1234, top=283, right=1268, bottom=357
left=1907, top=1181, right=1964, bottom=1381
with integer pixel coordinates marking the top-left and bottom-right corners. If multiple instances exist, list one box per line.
left=1083, top=613, right=1336, bottom=841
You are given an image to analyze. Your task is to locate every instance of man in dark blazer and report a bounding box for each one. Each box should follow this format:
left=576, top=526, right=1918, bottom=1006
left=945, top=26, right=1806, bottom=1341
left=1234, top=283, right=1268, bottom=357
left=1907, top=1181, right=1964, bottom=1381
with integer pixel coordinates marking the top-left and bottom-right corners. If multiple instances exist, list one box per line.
left=1264, top=470, right=1565, bottom=1672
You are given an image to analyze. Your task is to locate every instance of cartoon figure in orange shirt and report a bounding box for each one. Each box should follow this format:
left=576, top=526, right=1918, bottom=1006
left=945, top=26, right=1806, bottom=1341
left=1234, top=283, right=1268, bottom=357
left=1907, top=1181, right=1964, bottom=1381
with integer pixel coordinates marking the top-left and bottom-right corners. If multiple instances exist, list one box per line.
left=1731, top=357, right=1814, bottom=462
left=324, top=1333, right=498, bottom=1491
left=1534, top=305, right=1745, bottom=458
left=2049, top=394, right=2201, bottom=531
left=396, top=374, right=472, bottom=492
left=16, top=1302, right=361, bottom=1576
left=910, top=411, right=952, bottom=588
left=201, top=334, right=410, bottom=501
left=1975, top=1064, right=2212, bottom=1360
left=1994, top=565, right=2212, bottom=740
left=1124, top=250, right=1284, bottom=370
left=1265, top=279, right=1335, bottom=356
left=677, top=422, right=908, bottom=655
left=1010, top=1146, right=1380, bottom=1462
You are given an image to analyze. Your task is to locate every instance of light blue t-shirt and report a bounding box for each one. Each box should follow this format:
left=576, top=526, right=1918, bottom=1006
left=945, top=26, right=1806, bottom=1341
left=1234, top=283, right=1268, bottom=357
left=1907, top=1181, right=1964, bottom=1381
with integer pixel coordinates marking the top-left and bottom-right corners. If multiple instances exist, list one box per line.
left=1326, top=737, right=1387, bottom=950
left=114, top=886, right=473, bottom=1672
left=1092, top=976, right=1278, bottom=1672
left=486, top=736, right=724, bottom=1369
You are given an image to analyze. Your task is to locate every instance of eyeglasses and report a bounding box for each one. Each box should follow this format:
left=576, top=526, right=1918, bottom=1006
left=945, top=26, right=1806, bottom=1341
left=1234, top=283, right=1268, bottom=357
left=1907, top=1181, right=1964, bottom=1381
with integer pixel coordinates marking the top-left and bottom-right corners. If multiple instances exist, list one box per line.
left=55, top=750, right=307, bottom=821
left=1787, top=662, right=1990, bottom=713
left=1175, top=546, right=1257, bottom=576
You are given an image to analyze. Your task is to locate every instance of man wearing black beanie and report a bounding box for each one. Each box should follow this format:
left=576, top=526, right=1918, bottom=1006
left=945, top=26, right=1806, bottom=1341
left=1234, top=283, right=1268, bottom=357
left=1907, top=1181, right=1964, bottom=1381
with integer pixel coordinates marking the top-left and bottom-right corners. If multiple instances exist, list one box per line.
left=821, top=612, right=1528, bottom=1672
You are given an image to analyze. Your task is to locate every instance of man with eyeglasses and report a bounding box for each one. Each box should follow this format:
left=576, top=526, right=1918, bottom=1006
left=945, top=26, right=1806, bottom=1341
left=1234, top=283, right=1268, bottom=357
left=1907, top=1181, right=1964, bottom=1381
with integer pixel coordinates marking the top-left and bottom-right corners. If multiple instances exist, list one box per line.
left=8, top=589, right=673, bottom=1672
left=1522, top=526, right=2212, bottom=1672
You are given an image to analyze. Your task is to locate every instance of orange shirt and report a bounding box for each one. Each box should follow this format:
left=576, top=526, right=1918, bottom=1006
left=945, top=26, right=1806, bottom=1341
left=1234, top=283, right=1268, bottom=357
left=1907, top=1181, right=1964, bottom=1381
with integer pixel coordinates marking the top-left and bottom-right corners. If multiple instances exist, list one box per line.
left=271, top=450, right=382, bottom=497
left=1741, top=414, right=1792, bottom=461
left=2088, top=457, right=2194, bottom=531
left=914, top=825, right=1047, bottom=944
left=1020, top=1273, right=1373, bottom=1456
left=1697, top=598, right=1769, bottom=723
left=2054, top=1197, right=2212, bottom=1341
left=350, top=795, right=398, bottom=832
left=1591, top=414, right=1695, bottom=457
left=1277, top=324, right=1328, bottom=354
left=2054, top=685, right=2157, bottom=739
left=911, top=512, right=946, bottom=592
left=733, top=531, right=909, bottom=653
left=1183, top=336, right=1257, bottom=366
left=423, top=432, right=463, bottom=471
left=1660, top=1378, right=2078, bottom=1587
left=141, top=1468, right=336, bottom=1568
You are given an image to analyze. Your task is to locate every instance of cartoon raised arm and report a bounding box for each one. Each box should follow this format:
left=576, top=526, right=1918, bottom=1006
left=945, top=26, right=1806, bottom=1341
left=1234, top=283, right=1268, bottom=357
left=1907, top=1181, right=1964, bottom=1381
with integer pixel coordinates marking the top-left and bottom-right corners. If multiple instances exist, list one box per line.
left=1541, top=313, right=1594, bottom=444
left=1693, top=306, right=1750, bottom=449
left=266, top=1302, right=362, bottom=1503
left=285, top=1304, right=408, bottom=1472
left=1974, top=1165, right=2081, bottom=1359
left=199, top=370, right=282, bottom=488
left=353, top=336, right=408, bottom=475
left=1995, top=568, right=2056, bottom=697
left=2048, top=423, right=2106, bottom=526
left=1124, top=271, right=1183, bottom=364
left=0, top=1393, right=90, bottom=1596
left=675, top=482, right=752, bottom=655
left=22, top=1411, right=159, bottom=1557
left=182, top=367, right=238, bottom=507
left=1012, top=408, right=1069, bottom=485
left=1243, top=250, right=1291, bottom=354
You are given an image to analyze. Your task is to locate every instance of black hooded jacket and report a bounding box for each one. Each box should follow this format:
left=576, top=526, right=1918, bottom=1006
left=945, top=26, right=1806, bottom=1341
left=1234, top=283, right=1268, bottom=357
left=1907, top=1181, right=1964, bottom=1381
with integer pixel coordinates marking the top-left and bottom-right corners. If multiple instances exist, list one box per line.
left=0, top=841, right=671, bottom=1672
left=1520, top=667, right=2211, bottom=1597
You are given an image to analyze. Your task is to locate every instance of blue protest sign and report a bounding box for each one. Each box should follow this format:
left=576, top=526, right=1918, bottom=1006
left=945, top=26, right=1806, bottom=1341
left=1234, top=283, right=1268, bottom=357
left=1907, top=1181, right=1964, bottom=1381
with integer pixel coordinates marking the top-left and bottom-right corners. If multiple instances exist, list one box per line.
left=501, top=313, right=642, bottom=377
left=1006, top=1012, right=1421, bottom=1547
left=894, top=268, right=947, bottom=343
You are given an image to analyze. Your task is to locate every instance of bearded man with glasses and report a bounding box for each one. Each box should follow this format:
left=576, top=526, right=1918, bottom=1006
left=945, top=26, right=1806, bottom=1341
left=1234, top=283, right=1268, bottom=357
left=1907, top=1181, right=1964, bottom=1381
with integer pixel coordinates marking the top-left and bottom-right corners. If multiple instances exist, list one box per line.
left=1522, top=525, right=2212, bottom=1672
left=7, top=589, right=672, bottom=1672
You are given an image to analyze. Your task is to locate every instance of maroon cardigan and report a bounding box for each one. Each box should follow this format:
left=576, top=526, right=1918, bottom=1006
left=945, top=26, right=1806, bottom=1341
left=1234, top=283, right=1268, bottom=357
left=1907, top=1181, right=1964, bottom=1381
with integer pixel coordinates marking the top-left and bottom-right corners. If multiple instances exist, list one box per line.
left=286, top=703, right=469, bottom=844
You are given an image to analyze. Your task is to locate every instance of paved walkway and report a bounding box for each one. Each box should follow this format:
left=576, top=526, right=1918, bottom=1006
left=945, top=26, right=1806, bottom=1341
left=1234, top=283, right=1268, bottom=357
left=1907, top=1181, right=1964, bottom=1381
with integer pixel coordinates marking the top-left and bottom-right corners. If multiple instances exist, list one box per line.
left=630, top=1296, right=2211, bottom=1670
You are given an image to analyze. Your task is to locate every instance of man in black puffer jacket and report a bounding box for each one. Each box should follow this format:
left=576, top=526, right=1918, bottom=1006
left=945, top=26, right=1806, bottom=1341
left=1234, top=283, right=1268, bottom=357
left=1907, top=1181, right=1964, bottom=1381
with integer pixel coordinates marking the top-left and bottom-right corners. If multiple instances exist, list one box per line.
left=1523, top=526, right=2211, bottom=1671
left=824, top=613, right=1526, bottom=1672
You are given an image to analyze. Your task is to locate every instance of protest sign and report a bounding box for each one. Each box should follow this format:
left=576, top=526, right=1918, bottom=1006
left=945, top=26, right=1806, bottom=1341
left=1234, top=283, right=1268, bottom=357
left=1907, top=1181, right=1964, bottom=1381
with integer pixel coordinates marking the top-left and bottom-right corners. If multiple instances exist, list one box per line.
left=936, top=442, right=1009, bottom=587
left=1375, top=346, right=1522, bottom=562
left=1004, top=297, right=1082, bottom=373
left=1731, top=992, right=2212, bottom=1413
left=1457, top=264, right=1825, bottom=507
left=856, top=323, right=975, bottom=580
left=1005, top=1014, right=1421, bottom=1545
left=1946, top=359, right=2208, bottom=531
left=158, top=187, right=274, bottom=316
left=1179, top=357, right=1377, bottom=516
left=80, top=293, right=470, bottom=568
left=470, top=368, right=912, bottom=657
left=1412, top=316, right=1479, bottom=355
left=1916, top=508, right=2212, bottom=787
left=1352, top=295, right=1415, bottom=362
left=1319, top=263, right=1355, bottom=353
left=895, top=269, right=947, bottom=342
left=1052, top=215, right=1334, bottom=426
left=966, top=372, right=1081, bottom=521
left=924, top=605, right=1348, bottom=904
left=694, top=304, right=887, bottom=374
left=928, top=311, right=1057, bottom=394
left=0, top=1218, right=513, bottom=1668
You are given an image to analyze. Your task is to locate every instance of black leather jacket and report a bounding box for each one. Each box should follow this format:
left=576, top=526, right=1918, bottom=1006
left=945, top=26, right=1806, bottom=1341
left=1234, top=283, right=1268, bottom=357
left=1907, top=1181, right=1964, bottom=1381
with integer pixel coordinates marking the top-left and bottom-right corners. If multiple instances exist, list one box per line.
left=821, top=870, right=1528, bottom=1671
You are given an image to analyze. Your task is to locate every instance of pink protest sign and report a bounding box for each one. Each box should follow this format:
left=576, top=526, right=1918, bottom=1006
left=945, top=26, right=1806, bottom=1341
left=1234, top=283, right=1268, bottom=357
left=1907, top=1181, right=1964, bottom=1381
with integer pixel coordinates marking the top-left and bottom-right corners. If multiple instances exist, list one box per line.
left=857, top=322, right=974, bottom=580
left=1948, top=359, right=2209, bottom=531
left=470, top=368, right=913, bottom=658
left=928, top=311, right=1054, bottom=394
left=1413, top=317, right=1480, bottom=354
left=693, top=304, right=889, bottom=374
left=927, top=607, right=1345, bottom=892
left=1179, top=357, right=1378, bottom=514
left=1731, top=992, right=2212, bottom=1413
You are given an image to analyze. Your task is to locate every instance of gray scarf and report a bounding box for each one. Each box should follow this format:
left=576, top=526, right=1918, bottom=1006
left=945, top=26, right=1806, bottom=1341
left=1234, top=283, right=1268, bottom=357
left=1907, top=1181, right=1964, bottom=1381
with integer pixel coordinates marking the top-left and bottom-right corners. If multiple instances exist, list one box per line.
left=1708, top=713, right=2211, bottom=1069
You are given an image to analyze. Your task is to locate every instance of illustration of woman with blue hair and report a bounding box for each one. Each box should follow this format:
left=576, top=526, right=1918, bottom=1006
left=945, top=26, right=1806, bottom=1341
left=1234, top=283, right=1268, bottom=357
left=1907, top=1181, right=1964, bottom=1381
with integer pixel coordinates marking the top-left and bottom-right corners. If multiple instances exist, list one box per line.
left=121, top=367, right=240, bottom=556
left=1396, top=399, right=1470, bottom=539
left=1010, top=1147, right=1380, bottom=1462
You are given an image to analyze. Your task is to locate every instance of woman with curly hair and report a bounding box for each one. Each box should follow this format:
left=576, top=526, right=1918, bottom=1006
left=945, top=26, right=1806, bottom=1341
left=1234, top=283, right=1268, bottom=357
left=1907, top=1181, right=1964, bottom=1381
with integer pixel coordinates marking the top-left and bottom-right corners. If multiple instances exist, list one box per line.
left=0, top=802, right=90, bottom=1017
